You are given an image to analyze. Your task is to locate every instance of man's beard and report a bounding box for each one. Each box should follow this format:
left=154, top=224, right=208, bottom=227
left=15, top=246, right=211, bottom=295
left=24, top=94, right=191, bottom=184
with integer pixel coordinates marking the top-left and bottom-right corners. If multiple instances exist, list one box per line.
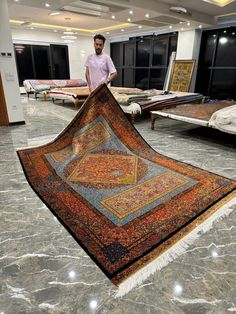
left=96, top=49, right=102, bottom=54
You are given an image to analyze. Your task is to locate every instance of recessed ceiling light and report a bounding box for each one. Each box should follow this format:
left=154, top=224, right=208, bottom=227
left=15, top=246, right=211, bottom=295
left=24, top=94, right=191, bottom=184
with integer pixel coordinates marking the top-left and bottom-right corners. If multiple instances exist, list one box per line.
left=54, top=30, right=58, bottom=32
left=169, top=25, right=172, bottom=29
left=181, top=27, right=184, bottom=31
left=106, top=31, right=110, bottom=34
left=127, top=18, right=131, bottom=22
left=198, top=24, right=202, bottom=28
left=111, top=15, right=115, bottom=19
left=129, top=10, right=133, bottom=14
left=45, top=3, right=50, bottom=8
left=202, top=0, right=235, bottom=7
left=223, top=30, right=227, bottom=33
left=145, top=13, right=149, bottom=18
left=49, top=11, right=60, bottom=16
left=187, top=22, right=190, bottom=26
left=30, top=27, right=34, bottom=30
left=232, top=32, right=235, bottom=35
left=64, top=40, right=75, bottom=44
left=121, top=28, right=124, bottom=31
left=138, top=25, right=142, bottom=29
left=61, top=35, right=77, bottom=39
left=14, top=0, right=19, bottom=2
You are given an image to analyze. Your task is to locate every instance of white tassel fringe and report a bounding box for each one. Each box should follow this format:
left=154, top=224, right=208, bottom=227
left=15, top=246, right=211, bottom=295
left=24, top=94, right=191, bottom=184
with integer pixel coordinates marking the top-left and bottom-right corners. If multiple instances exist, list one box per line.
left=114, top=196, right=236, bottom=298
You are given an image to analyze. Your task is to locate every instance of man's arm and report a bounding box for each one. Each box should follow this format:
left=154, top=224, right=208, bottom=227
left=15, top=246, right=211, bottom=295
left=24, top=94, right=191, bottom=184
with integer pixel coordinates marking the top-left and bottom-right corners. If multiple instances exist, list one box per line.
left=85, top=66, right=92, bottom=93
left=105, top=71, right=118, bottom=85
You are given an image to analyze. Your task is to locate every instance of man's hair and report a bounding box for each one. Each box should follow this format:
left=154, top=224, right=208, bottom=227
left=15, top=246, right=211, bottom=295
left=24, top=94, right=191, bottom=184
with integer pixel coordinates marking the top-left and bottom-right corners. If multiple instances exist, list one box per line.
left=94, top=34, right=106, bottom=43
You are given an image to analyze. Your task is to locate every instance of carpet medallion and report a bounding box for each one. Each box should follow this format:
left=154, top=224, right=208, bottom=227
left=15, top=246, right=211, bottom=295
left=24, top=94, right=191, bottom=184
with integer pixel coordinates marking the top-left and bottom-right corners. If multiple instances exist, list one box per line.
left=17, top=84, right=236, bottom=294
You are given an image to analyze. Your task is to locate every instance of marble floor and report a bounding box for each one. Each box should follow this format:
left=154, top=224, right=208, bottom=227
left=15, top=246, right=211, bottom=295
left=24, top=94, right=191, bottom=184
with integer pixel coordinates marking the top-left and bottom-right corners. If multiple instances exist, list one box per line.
left=0, top=96, right=236, bottom=314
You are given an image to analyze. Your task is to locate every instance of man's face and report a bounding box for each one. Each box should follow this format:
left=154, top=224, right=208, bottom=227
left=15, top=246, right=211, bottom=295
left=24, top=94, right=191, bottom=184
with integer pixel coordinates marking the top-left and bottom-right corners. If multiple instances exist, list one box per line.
left=94, top=39, right=104, bottom=55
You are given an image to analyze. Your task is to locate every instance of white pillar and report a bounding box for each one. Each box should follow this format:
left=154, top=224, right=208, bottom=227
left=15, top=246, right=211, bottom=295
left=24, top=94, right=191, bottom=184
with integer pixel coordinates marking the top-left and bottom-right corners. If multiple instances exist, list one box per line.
left=176, top=30, right=202, bottom=92
left=0, top=0, right=24, bottom=123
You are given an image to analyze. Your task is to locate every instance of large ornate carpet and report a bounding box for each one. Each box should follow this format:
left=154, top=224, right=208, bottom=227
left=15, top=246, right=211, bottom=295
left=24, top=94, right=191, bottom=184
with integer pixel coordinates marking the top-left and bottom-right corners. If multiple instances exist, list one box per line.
left=17, top=85, right=236, bottom=294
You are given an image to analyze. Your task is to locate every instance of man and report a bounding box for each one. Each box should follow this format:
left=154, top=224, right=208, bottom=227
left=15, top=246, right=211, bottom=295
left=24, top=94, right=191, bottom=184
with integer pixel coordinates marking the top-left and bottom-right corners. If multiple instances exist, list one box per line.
left=85, top=34, right=117, bottom=92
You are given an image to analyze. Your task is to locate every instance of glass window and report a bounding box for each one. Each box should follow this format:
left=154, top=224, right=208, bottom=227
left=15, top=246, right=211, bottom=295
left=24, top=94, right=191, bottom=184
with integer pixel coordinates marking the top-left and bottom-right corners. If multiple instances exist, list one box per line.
left=198, top=31, right=217, bottom=67
left=195, top=68, right=211, bottom=96
left=111, top=42, right=123, bottom=67
left=112, top=68, right=122, bottom=87
left=150, top=69, right=166, bottom=90
left=215, top=29, right=236, bottom=67
left=135, top=68, right=149, bottom=89
left=124, top=42, right=135, bottom=67
left=152, top=38, right=168, bottom=66
left=14, top=44, right=34, bottom=86
left=210, top=69, right=236, bottom=99
left=123, top=68, right=135, bottom=87
left=32, top=46, right=50, bottom=78
left=136, top=39, right=151, bottom=67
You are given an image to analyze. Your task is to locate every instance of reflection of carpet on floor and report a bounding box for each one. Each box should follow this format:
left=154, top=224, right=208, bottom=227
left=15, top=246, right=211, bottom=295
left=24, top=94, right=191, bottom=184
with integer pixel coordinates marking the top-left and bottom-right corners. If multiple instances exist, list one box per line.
left=17, top=84, right=236, bottom=297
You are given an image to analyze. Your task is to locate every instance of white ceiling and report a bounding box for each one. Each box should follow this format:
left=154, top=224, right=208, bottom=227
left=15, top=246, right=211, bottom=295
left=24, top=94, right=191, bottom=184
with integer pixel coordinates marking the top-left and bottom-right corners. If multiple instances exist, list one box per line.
left=7, top=0, right=236, bottom=37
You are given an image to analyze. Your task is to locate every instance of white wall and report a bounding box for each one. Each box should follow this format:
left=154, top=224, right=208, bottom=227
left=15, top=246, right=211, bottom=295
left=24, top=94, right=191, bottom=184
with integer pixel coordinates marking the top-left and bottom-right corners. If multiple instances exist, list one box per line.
left=0, top=0, right=24, bottom=123
left=12, top=29, right=110, bottom=80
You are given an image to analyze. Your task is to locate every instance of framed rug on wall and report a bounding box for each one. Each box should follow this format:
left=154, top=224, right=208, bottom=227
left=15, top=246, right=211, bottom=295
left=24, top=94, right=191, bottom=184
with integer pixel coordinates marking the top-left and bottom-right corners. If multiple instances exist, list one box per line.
left=168, top=60, right=195, bottom=92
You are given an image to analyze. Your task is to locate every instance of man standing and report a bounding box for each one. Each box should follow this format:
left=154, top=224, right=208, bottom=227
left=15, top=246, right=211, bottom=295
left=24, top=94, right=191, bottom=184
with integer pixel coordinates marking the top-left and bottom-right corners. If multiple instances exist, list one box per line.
left=85, top=34, right=117, bottom=92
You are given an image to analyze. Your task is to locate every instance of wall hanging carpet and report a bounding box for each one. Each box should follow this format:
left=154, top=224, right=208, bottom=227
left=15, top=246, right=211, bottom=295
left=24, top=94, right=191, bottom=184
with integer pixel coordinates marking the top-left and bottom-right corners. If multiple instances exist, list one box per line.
left=17, top=84, right=236, bottom=297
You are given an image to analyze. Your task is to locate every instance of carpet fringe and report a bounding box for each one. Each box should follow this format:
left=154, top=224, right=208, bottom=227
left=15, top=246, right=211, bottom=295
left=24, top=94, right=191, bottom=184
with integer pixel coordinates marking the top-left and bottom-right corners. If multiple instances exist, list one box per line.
left=114, top=195, right=236, bottom=298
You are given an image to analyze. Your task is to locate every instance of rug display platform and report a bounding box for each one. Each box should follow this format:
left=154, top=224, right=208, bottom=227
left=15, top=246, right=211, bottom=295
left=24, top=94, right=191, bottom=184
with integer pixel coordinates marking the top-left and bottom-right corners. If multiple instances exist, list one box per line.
left=150, top=101, right=236, bottom=133
left=17, top=84, right=236, bottom=297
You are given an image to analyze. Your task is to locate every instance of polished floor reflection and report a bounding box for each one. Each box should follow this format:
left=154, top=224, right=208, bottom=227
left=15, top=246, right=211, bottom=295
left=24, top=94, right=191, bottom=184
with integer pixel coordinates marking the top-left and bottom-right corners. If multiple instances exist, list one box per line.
left=0, top=96, right=236, bottom=314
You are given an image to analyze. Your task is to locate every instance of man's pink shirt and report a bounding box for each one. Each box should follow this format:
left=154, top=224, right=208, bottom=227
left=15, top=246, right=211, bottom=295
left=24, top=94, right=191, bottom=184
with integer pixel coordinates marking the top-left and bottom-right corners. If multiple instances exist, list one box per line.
left=85, top=53, right=116, bottom=90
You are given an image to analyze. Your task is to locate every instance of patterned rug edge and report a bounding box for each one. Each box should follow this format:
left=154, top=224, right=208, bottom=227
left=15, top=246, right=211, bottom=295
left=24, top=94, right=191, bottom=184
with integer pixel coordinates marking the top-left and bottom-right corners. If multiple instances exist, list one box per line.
left=114, top=191, right=236, bottom=298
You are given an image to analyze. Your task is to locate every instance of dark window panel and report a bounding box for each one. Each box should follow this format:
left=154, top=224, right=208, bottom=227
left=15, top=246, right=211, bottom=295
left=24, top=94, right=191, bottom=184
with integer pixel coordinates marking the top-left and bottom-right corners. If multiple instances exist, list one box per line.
left=168, top=35, right=178, bottom=60
left=152, top=38, right=168, bottom=66
left=112, top=68, right=122, bottom=86
left=195, top=68, right=211, bottom=96
left=135, top=68, right=149, bottom=89
left=210, top=69, right=236, bottom=99
left=14, top=44, right=34, bottom=86
left=123, top=68, right=135, bottom=87
left=32, top=46, right=50, bottom=79
left=198, top=31, right=217, bottom=67
left=111, top=42, right=123, bottom=67
left=150, top=68, right=166, bottom=90
left=136, top=39, right=151, bottom=67
left=124, top=41, right=136, bottom=66
left=215, top=29, right=236, bottom=67
left=50, top=45, right=70, bottom=79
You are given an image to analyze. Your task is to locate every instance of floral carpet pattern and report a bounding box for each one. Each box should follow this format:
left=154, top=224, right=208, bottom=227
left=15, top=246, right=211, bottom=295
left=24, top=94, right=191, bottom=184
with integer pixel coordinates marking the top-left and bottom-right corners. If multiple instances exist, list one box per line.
left=17, top=84, right=236, bottom=285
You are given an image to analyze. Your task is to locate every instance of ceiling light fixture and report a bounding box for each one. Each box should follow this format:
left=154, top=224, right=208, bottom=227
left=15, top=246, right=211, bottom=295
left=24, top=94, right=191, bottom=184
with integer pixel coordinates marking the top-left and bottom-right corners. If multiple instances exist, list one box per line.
left=202, top=0, right=235, bottom=7
left=61, top=5, right=107, bottom=17
left=20, top=21, right=32, bottom=26
left=127, top=18, right=131, bottom=22
left=129, top=10, right=133, bottom=14
left=45, top=3, right=50, bottom=8
left=10, top=19, right=130, bottom=33
left=63, top=31, right=74, bottom=34
left=49, top=11, right=60, bottom=16
left=61, top=35, right=77, bottom=39
left=145, top=13, right=149, bottom=18
left=138, top=25, right=142, bottom=28
left=111, top=15, right=115, bottom=19
left=64, top=40, right=75, bottom=44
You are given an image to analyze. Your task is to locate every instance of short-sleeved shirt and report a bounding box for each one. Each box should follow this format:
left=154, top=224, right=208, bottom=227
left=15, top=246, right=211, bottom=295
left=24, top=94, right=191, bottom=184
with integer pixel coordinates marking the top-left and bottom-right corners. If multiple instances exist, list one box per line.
left=85, top=53, right=116, bottom=91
